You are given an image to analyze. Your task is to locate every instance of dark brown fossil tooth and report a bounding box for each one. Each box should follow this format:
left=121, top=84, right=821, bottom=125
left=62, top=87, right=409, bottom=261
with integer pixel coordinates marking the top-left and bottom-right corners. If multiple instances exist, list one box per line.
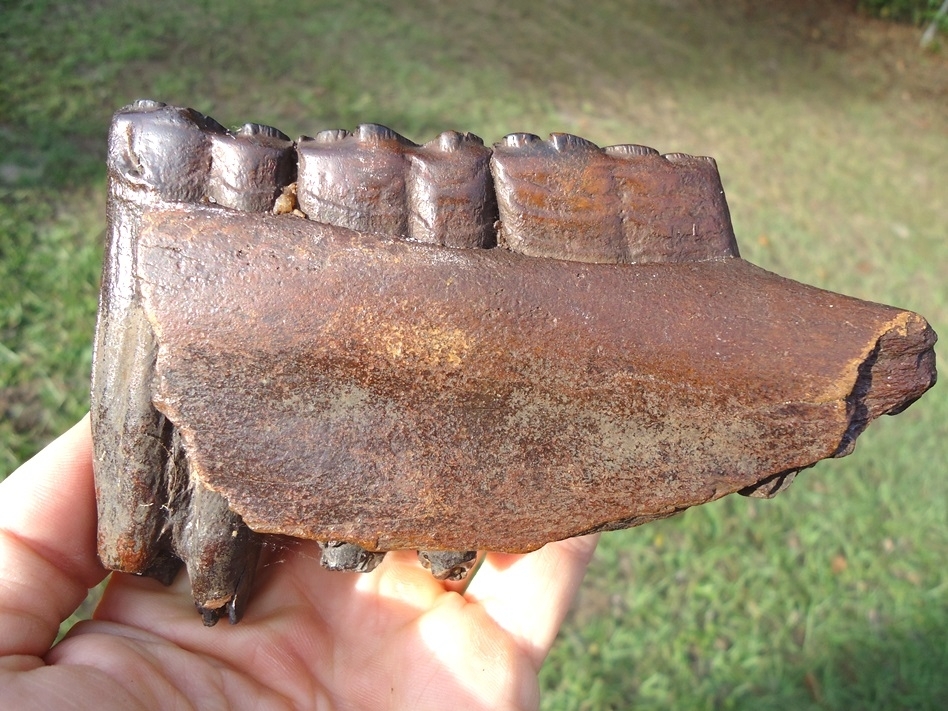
left=431, top=130, right=483, bottom=152
left=173, top=448, right=262, bottom=626
left=91, top=102, right=938, bottom=624
left=312, top=128, right=351, bottom=143
left=297, top=126, right=413, bottom=237
left=492, top=134, right=739, bottom=265
left=356, top=122, right=414, bottom=144
left=235, top=122, right=291, bottom=141
left=298, top=124, right=497, bottom=248
left=93, top=101, right=222, bottom=577
left=610, top=148, right=738, bottom=263
left=408, top=130, right=497, bottom=248
left=491, top=132, right=627, bottom=263
left=128, top=98, right=167, bottom=112
left=207, top=124, right=296, bottom=212
left=318, top=541, right=386, bottom=573
left=418, top=550, right=478, bottom=581
left=500, top=132, right=542, bottom=148
left=548, top=132, right=599, bottom=152
left=94, top=102, right=273, bottom=624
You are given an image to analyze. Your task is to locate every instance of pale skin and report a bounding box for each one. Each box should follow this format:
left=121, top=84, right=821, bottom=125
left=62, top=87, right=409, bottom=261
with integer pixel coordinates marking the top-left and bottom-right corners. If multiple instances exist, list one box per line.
left=0, top=415, right=599, bottom=710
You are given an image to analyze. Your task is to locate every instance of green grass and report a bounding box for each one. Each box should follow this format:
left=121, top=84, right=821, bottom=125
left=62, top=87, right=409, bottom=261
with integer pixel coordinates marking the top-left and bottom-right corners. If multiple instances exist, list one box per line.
left=2, top=1, right=946, bottom=708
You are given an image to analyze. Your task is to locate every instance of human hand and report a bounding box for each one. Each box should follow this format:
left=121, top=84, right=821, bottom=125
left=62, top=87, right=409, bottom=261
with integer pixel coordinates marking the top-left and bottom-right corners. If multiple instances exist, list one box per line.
left=0, top=415, right=599, bottom=710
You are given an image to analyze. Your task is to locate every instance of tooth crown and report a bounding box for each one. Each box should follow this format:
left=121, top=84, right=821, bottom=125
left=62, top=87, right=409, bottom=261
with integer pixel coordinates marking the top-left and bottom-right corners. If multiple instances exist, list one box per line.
left=297, top=125, right=497, bottom=248
left=208, top=125, right=295, bottom=212
left=108, top=102, right=220, bottom=203
left=491, top=133, right=739, bottom=264
left=109, top=100, right=296, bottom=211
left=109, top=101, right=737, bottom=259
left=297, top=125, right=415, bottom=239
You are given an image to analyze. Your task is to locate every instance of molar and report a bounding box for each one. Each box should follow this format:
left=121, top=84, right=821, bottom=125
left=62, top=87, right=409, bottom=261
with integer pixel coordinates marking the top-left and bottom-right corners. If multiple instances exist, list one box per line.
left=207, top=125, right=296, bottom=212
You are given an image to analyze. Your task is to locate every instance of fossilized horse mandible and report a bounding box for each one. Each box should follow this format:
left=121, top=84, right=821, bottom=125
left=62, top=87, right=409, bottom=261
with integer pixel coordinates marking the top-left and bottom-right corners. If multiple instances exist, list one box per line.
left=91, top=100, right=937, bottom=625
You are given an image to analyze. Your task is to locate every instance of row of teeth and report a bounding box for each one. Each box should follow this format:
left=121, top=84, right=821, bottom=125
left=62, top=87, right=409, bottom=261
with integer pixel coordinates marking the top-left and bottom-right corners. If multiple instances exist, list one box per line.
left=111, top=99, right=738, bottom=264
left=107, top=100, right=740, bottom=582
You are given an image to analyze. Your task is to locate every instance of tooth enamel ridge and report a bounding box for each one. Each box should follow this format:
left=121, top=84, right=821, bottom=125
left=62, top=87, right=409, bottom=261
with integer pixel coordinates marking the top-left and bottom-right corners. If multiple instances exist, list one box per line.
left=312, top=128, right=350, bottom=143
left=236, top=122, right=291, bottom=141
left=491, top=133, right=739, bottom=264
left=604, top=144, right=660, bottom=157
left=298, top=123, right=496, bottom=248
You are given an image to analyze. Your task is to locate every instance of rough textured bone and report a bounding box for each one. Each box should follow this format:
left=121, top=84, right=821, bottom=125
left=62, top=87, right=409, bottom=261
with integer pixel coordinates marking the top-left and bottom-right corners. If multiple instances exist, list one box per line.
left=91, top=101, right=937, bottom=625
left=137, top=206, right=935, bottom=552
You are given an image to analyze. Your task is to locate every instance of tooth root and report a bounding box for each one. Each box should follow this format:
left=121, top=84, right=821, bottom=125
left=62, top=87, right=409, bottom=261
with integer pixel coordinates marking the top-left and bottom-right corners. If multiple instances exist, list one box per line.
left=491, top=132, right=626, bottom=263
left=198, top=606, right=221, bottom=626
left=318, top=541, right=386, bottom=573
left=207, top=125, right=296, bottom=212
left=407, top=130, right=497, bottom=248
left=134, top=426, right=189, bottom=585
left=173, top=473, right=262, bottom=626
left=297, top=125, right=413, bottom=237
left=98, top=103, right=277, bottom=619
left=170, top=110, right=280, bottom=624
left=418, top=550, right=477, bottom=581
left=93, top=101, right=224, bottom=576
left=139, top=550, right=184, bottom=585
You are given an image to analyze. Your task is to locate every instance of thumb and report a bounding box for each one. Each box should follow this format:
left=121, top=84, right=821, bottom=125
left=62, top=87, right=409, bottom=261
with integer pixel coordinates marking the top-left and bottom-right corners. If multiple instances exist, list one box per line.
left=0, top=415, right=106, bottom=662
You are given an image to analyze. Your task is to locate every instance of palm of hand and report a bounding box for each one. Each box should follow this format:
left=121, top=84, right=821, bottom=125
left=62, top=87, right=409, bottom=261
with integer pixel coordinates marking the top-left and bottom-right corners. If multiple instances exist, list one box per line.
left=0, top=417, right=598, bottom=711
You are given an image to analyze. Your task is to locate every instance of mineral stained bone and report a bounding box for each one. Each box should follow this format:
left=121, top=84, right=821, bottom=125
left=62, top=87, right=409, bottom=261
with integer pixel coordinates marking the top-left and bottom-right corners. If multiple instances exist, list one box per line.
left=91, top=101, right=937, bottom=624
